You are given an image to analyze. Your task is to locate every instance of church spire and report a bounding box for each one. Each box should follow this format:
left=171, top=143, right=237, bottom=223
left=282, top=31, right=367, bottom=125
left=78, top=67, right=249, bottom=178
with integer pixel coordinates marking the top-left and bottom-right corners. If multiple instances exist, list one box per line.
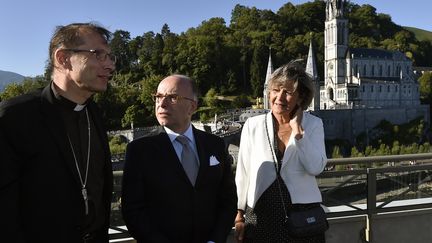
left=326, top=0, right=347, bottom=21
left=306, top=39, right=318, bottom=80
left=306, top=39, right=320, bottom=111
left=263, top=48, right=273, bottom=110
left=264, top=48, right=273, bottom=87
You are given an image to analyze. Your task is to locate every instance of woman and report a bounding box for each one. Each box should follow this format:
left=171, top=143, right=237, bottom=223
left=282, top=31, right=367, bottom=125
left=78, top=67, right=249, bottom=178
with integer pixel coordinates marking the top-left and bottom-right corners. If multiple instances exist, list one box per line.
left=234, top=61, right=328, bottom=243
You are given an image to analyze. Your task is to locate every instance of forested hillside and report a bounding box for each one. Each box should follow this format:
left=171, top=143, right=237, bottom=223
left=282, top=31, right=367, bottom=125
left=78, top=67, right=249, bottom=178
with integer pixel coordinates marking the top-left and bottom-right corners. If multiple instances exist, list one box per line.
left=404, top=27, right=432, bottom=43
left=0, top=70, right=24, bottom=91
left=2, top=1, right=432, bottom=130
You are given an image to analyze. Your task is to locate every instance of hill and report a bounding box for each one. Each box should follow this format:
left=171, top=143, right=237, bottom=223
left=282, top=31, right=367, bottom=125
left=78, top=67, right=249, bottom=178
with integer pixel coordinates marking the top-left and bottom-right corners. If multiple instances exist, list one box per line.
left=404, top=26, right=432, bottom=42
left=0, top=70, right=25, bottom=91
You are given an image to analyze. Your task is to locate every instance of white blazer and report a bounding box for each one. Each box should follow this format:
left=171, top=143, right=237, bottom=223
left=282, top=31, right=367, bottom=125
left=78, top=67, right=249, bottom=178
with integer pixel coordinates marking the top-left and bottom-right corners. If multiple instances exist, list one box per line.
left=235, top=111, right=327, bottom=210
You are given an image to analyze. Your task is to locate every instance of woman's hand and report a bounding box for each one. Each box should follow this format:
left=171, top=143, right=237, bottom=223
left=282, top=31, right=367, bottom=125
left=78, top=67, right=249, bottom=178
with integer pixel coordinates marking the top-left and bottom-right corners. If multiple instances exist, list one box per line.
left=234, top=221, right=245, bottom=243
left=289, top=104, right=304, bottom=140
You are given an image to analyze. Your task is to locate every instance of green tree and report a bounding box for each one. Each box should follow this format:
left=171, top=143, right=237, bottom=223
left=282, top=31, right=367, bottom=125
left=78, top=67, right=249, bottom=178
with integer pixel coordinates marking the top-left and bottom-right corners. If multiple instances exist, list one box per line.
left=176, top=17, right=233, bottom=95
left=127, top=35, right=146, bottom=82
left=121, top=104, right=146, bottom=129
left=394, top=30, right=416, bottom=52
left=203, top=88, right=218, bottom=108
left=419, top=72, right=432, bottom=102
left=110, top=30, right=132, bottom=73
left=137, top=31, right=164, bottom=77
left=294, top=1, right=326, bottom=34
left=139, top=74, right=164, bottom=124
left=422, top=142, right=431, bottom=153
left=161, top=24, right=180, bottom=73
left=0, top=77, right=48, bottom=101
left=109, top=135, right=127, bottom=155
left=391, top=141, right=400, bottom=155
left=331, top=146, right=343, bottom=158
left=350, top=147, right=363, bottom=157
left=250, top=43, right=266, bottom=97
left=1, top=83, right=25, bottom=101
left=232, top=94, right=251, bottom=108
left=229, top=5, right=260, bottom=91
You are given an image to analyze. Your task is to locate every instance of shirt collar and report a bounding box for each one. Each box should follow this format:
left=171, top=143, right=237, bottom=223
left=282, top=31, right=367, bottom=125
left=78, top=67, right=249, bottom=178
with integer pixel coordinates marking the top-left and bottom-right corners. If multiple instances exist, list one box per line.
left=164, top=124, right=195, bottom=144
left=51, top=82, right=88, bottom=111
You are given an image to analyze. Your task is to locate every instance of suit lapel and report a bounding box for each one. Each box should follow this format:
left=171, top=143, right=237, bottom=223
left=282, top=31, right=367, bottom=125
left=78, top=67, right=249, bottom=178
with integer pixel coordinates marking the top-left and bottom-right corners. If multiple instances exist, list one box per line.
left=193, top=127, right=209, bottom=187
left=39, top=85, right=82, bottom=186
left=156, top=127, right=194, bottom=186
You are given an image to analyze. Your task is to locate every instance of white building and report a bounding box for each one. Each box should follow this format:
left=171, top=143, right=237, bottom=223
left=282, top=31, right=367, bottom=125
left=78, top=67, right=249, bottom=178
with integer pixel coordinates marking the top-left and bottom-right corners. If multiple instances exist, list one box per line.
left=263, top=0, right=429, bottom=142
left=321, top=0, right=420, bottom=110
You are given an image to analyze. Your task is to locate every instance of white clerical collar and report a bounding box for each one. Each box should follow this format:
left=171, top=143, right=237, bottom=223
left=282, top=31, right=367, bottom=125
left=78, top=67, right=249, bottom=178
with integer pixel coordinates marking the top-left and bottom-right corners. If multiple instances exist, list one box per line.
left=51, top=82, right=88, bottom=112
left=73, top=104, right=86, bottom=111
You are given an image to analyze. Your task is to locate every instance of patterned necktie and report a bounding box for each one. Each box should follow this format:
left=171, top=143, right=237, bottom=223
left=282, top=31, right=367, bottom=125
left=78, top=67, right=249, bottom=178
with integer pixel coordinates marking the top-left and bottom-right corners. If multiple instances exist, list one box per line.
left=176, top=135, right=199, bottom=185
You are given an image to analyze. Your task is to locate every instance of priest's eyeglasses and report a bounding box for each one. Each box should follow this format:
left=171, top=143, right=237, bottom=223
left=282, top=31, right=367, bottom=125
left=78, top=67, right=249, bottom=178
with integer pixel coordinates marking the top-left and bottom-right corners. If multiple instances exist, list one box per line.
left=152, top=93, right=195, bottom=104
left=63, top=49, right=117, bottom=64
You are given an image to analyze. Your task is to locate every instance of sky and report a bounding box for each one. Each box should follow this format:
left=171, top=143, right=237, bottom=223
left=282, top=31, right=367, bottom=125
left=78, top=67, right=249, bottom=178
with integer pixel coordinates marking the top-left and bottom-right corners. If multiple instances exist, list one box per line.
left=0, top=0, right=431, bottom=77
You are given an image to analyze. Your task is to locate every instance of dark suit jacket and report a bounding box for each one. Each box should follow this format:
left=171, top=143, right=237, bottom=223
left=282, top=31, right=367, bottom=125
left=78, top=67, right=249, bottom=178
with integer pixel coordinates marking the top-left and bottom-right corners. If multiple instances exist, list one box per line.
left=0, top=85, right=113, bottom=243
left=121, top=126, right=237, bottom=243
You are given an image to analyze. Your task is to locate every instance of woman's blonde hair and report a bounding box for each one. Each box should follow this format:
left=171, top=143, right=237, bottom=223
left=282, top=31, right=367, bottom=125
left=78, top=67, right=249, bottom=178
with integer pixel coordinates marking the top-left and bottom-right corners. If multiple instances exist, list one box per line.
left=267, top=60, right=315, bottom=110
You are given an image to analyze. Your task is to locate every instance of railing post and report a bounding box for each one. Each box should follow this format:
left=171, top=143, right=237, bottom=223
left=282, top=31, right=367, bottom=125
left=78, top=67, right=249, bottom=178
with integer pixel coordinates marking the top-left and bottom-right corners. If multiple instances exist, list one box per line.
left=366, top=168, right=377, bottom=242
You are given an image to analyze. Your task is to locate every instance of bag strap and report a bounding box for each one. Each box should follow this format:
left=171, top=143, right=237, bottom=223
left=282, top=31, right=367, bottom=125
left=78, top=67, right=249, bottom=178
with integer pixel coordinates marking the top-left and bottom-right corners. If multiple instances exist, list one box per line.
left=264, top=116, right=289, bottom=222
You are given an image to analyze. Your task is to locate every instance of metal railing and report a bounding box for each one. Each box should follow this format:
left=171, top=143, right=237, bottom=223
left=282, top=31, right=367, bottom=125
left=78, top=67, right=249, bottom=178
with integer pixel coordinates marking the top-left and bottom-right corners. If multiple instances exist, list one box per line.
left=110, top=153, right=432, bottom=242
left=320, top=153, right=432, bottom=214
left=319, top=153, right=432, bottom=242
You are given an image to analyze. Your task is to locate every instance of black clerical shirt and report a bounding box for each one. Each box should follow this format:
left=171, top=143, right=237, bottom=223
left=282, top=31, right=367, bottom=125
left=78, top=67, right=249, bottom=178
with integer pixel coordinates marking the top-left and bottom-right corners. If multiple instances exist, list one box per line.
left=51, top=86, right=106, bottom=234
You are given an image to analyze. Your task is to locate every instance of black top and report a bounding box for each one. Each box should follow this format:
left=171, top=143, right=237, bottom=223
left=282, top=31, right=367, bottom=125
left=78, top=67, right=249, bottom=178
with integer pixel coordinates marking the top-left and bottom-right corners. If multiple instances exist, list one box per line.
left=243, top=145, right=325, bottom=242
left=0, top=83, right=112, bottom=242
left=52, top=87, right=106, bottom=233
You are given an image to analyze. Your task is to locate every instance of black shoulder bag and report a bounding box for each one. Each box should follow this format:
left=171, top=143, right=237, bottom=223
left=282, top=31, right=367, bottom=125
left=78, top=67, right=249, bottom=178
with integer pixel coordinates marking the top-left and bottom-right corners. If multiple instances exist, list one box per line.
left=264, top=117, right=329, bottom=238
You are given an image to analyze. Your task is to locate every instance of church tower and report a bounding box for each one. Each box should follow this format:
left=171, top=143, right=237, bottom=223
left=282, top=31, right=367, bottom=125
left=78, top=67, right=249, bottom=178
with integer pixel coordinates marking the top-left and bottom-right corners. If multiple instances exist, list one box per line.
left=263, top=49, right=273, bottom=110
left=305, top=39, right=320, bottom=111
left=324, top=0, right=348, bottom=105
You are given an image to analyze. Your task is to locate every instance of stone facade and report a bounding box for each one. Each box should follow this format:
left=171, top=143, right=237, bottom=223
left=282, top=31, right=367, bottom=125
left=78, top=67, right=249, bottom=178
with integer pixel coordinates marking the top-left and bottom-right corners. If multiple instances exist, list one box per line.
left=263, top=0, right=429, bottom=143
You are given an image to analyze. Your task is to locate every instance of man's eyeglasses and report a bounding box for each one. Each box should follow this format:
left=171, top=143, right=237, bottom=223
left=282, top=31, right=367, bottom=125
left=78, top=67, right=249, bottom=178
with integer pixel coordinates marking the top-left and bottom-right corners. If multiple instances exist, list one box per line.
left=152, top=93, right=196, bottom=104
left=63, top=49, right=117, bottom=63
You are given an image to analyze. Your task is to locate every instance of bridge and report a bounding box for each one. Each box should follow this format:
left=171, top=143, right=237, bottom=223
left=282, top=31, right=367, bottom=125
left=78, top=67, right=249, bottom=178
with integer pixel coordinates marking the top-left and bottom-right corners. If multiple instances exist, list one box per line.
left=109, top=120, right=243, bottom=149
left=109, top=153, right=432, bottom=243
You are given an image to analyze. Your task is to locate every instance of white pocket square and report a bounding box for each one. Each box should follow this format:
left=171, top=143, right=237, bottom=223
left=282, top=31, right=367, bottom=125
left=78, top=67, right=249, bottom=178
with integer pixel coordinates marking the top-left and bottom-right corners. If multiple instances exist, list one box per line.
left=209, top=156, right=220, bottom=166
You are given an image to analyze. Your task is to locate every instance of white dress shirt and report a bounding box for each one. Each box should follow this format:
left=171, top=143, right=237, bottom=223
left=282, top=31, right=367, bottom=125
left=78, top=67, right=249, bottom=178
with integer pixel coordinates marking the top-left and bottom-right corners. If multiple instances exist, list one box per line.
left=164, top=124, right=199, bottom=163
left=164, top=125, right=215, bottom=243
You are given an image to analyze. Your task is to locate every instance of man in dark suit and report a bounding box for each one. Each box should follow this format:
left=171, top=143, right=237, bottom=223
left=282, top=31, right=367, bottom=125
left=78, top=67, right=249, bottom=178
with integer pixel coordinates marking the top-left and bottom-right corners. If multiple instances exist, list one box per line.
left=0, top=23, right=115, bottom=243
left=121, top=74, right=237, bottom=243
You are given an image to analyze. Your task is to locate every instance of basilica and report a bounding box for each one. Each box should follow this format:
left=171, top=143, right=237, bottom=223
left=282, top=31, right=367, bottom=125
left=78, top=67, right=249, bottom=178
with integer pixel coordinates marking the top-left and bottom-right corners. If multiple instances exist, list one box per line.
left=263, top=0, right=429, bottom=142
